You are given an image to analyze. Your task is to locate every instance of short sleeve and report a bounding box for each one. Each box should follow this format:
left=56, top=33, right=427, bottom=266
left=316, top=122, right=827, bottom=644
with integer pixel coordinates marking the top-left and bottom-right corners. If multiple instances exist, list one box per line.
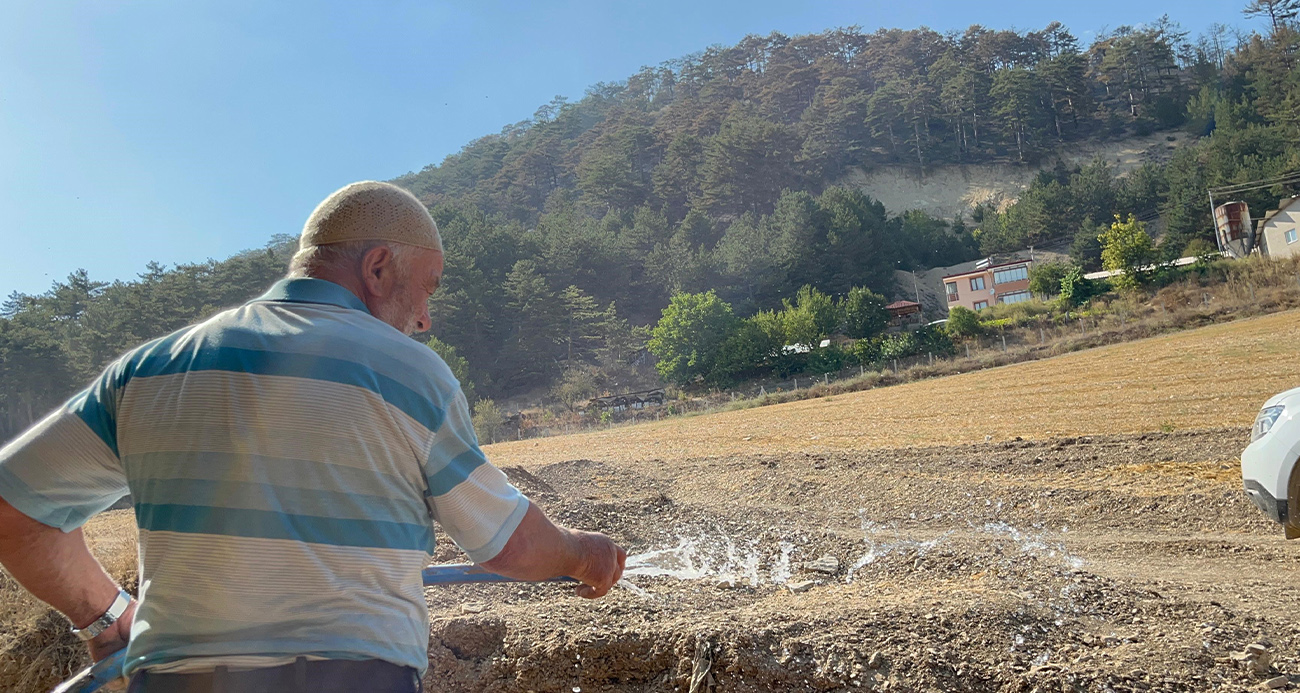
left=420, top=389, right=527, bottom=563
left=0, top=359, right=130, bottom=532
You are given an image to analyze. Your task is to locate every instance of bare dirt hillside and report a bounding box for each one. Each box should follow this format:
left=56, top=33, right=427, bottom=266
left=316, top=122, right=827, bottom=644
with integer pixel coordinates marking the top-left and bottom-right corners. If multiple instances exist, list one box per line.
left=842, top=133, right=1187, bottom=220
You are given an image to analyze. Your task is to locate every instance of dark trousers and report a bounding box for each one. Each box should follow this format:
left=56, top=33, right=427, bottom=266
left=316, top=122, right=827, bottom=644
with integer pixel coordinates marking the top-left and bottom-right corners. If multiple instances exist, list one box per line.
left=127, top=657, right=423, bottom=693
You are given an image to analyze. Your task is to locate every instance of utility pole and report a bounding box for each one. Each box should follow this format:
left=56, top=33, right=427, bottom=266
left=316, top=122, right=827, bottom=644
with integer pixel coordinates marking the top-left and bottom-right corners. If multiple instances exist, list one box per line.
left=1207, top=189, right=1224, bottom=254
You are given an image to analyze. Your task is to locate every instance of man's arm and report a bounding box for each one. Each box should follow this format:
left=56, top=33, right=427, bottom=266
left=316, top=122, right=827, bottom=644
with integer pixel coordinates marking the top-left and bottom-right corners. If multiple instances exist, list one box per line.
left=0, top=497, right=134, bottom=660
left=480, top=501, right=626, bottom=598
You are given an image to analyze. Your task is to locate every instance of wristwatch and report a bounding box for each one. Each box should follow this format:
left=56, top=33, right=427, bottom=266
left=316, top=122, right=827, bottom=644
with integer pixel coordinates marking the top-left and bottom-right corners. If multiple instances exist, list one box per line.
left=71, top=589, right=132, bottom=641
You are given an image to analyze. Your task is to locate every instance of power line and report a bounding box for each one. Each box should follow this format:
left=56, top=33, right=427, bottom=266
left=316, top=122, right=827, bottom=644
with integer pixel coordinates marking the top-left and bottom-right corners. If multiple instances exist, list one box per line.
left=1209, top=172, right=1300, bottom=195
left=1210, top=171, right=1300, bottom=191
left=1212, top=179, right=1300, bottom=197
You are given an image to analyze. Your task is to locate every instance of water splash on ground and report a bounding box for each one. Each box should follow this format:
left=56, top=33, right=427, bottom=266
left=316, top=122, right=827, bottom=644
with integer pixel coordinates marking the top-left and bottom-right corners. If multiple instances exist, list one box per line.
left=624, top=535, right=785, bottom=586
left=846, top=517, right=954, bottom=581
left=973, top=521, right=1085, bottom=571
left=616, top=513, right=1084, bottom=590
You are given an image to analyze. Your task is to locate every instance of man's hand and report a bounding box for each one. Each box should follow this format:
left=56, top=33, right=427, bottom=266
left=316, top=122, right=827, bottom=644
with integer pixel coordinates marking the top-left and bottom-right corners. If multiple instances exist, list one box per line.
left=0, top=498, right=133, bottom=660
left=480, top=502, right=627, bottom=597
left=87, top=599, right=135, bottom=662
left=569, top=530, right=626, bottom=599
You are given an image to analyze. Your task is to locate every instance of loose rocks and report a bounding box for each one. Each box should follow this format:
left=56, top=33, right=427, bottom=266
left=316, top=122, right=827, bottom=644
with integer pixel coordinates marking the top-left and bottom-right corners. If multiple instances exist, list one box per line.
left=1233, top=642, right=1274, bottom=676
left=804, top=554, right=841, bottom=575
left=786, top=579, right=818, bottom=594
left=1262, top=675, right=1289, bottom=690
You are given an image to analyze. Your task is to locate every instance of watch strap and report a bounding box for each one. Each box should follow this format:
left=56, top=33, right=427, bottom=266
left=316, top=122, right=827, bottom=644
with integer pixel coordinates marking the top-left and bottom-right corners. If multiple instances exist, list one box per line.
left=71, top=589, right=132, bottom=642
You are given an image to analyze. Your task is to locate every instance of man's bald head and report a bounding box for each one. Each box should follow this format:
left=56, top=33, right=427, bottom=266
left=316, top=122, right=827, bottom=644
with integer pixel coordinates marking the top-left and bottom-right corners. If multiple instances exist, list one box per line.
left=288, top=182, right=444, bottom=336
left=300, top=181, right=442, bottom=253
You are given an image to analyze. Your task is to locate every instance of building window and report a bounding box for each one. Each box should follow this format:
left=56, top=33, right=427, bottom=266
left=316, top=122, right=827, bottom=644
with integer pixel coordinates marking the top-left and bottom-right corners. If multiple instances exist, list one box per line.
left=1287, top=229, right=1298, bottom=244
left=973, top=301, right=989, bottom=311
left=945, top=282, right=958, bottom=302
left=969, top=276, right=986, bottom=291
left=1000, top=290, right=1031, bottom=305
left=993, top=265, right=1029, bottom=284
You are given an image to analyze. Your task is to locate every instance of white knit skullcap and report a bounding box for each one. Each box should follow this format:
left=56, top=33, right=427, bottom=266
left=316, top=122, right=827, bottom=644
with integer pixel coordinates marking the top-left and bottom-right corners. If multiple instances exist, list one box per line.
left=301, top=181, right=442, bottom=252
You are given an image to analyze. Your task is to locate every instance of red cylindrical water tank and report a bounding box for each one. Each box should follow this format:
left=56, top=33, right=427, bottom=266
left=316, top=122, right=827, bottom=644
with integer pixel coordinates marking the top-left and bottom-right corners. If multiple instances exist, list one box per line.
left=1214, top=201, right=1251, bottom=242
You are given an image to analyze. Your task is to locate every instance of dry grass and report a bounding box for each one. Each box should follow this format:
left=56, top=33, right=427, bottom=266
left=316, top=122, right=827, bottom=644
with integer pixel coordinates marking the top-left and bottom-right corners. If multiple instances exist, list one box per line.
left=485, top=309, right=1300, bottom=468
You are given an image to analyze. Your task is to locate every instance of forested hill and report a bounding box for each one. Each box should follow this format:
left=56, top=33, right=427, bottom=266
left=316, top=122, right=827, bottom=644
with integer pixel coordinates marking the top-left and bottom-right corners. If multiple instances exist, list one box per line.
left=7, top=8, right=1300, bottom=443
left=397, top=21, right=1183, bottom=220
left=392, top=12, right=1300, bottom=387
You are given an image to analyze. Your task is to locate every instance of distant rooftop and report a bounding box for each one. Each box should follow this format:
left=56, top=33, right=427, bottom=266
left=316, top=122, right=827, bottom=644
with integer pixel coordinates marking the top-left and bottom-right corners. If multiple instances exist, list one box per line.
left=941, top=257, right=1031, bottom=280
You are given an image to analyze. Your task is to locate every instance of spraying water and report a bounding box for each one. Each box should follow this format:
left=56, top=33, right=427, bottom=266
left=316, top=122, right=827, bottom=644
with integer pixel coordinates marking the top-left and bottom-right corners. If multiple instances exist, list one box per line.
left=624, top=535, right=786, bottom=586
left=613, top=512, right=1084, bottom=593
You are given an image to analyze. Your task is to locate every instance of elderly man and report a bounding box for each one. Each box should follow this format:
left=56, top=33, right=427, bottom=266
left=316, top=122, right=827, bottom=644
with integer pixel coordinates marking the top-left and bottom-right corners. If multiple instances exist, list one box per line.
left=0, top=181, right=625, bottom=692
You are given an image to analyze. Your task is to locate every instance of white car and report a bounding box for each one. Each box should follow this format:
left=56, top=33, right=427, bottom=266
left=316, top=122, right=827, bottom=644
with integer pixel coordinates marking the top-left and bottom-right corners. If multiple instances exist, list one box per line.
left=1241, top=386, right=1300, bottom=539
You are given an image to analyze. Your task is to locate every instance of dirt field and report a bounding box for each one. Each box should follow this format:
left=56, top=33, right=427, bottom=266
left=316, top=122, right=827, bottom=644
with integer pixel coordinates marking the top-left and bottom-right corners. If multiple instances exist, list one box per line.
left=7, top=311, right=1300, bottom=692
left=426, top=428, right=1296, bottom=692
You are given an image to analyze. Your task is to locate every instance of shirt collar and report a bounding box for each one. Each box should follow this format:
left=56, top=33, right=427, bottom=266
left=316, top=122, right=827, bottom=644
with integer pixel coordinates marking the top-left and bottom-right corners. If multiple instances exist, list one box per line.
left=256, top=278, right=371, bottom=314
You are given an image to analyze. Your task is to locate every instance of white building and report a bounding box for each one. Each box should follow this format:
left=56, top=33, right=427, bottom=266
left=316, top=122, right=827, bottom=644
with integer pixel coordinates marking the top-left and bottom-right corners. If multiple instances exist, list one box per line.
left=1259, top=196, right=1300, bottom=260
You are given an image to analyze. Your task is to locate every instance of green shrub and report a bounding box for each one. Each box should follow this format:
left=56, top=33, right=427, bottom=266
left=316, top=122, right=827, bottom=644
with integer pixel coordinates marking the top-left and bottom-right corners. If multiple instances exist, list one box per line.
left=711, top=316, right=781, bottom=384
left=980, top=317, right=1016, bottom=330
left=1185, top=238, right=1220, bottom=272
left=1060, top=266, right=1101, bottom=308
left=848, top=338, right=881, bottom=365
left=1028, top=261, right=1071, bottom=298
left=840, top=287, right=890, bottom=339
left=946, top=306, right=982, bottom=338
left=879, top=332, right=918, bottom=360
left=914, top=325, right=956, bottom=357
left=1099, top=215, right=1156, bottom=291
left=978, top=299, right=1055, bottom=324
left=472, top=399, right=506, bottom=444
left=807, top=344, right=847, bottom=373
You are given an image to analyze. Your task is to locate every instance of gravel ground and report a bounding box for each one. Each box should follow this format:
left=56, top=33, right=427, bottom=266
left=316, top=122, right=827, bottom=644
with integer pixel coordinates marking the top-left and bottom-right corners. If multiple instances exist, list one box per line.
left=421, top=428, right=1300, bottom=692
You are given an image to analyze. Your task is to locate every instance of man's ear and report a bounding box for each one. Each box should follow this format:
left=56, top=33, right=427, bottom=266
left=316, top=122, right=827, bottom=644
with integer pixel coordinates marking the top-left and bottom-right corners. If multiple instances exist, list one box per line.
left=360, top=245, right=397, bottom=298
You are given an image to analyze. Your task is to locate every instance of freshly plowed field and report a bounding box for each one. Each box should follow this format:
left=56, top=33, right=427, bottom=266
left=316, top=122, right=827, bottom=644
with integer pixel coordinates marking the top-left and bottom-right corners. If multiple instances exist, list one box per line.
left=425, top=429, right=1296, bottom=693
left=487, top=310, right=1300, bottom=466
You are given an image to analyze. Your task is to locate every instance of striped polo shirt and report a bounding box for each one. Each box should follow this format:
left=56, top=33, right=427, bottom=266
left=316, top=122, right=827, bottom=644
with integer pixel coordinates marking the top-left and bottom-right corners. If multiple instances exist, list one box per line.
left=0, top=278, right=528, bottom=676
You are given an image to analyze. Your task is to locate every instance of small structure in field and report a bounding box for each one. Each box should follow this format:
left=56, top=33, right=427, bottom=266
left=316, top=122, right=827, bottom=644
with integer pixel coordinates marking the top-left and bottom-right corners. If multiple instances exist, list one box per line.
left=587, top=388, right=666, bottom=413
left=885, top=300, right=924, bottom=327
left=1215, top=200, right=1255, bottom=258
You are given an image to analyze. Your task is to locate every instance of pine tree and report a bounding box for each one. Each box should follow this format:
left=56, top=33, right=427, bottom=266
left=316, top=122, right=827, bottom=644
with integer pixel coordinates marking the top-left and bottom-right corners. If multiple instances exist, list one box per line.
left=1244, top=0, right=1300, bottom=36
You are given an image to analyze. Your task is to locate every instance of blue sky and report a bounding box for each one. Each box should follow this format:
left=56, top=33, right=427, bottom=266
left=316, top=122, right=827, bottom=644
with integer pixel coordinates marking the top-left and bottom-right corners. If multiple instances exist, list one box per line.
left=1, top=0, right=1248, bottom=297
